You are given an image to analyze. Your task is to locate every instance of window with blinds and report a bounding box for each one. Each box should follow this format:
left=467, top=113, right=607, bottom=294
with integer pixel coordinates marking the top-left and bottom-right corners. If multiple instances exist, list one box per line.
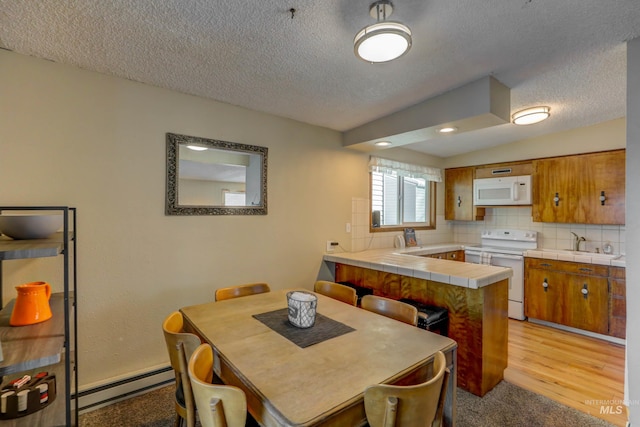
left=372, top=171, right=428, bottom=227
left=369, top=157, right=439, bottom=232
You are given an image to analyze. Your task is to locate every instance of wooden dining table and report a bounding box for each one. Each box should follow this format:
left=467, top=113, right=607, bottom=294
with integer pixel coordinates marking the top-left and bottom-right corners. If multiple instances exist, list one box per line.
left=180, top=289, right=458, bottom=427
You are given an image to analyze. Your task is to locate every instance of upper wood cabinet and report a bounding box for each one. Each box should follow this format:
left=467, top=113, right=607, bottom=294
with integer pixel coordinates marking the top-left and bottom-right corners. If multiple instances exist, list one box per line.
left=445, top=149, right=625, bottom=224
left=444, top=167, right=485, bottom=221
left=474, top=162, right=533, bottom=178
left=532, top=150, right=625, bottom=224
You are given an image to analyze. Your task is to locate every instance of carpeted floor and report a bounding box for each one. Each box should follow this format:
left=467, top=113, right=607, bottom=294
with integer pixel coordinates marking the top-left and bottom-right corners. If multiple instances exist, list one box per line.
left=456, top=381, right=615, bottom=427
left=79, top=384, right=179, bottom=427
left=79, top=380, right=615, bottom=426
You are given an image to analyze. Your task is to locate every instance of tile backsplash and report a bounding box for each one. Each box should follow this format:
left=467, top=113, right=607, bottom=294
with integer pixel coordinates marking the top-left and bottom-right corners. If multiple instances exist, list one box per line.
left=453, top=206, right=625, bottom=255
left=350, top=199, right=625, bottom=255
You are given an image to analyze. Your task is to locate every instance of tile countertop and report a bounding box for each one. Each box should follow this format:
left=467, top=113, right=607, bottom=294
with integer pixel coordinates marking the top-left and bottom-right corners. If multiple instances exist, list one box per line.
left=323, top=244, right=512, bottom=290
left=323, top=243, right=626, bottom=290
left=524, top=249, right=626, bottom=267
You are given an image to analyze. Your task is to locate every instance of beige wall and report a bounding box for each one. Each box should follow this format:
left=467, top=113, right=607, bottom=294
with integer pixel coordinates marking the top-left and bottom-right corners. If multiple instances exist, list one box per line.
left=0, top=49, right=441, bottom=388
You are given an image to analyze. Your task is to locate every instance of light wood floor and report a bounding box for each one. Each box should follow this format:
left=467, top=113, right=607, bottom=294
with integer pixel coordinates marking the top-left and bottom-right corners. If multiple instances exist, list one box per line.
left=505, top=319, right=626, bottom=427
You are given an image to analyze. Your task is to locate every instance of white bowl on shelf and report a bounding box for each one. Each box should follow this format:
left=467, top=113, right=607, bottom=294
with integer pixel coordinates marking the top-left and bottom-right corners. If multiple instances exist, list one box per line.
left=0, top=213, right=63, bottom=240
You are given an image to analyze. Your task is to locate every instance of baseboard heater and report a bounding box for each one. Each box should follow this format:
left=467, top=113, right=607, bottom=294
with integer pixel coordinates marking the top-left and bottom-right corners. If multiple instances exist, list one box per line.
left=77, top=365, right=174, bottom=414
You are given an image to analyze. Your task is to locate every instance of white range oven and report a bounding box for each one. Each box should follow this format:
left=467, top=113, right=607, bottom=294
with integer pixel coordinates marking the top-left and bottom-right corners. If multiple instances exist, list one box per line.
left=464, top=229, right=538, bottom=320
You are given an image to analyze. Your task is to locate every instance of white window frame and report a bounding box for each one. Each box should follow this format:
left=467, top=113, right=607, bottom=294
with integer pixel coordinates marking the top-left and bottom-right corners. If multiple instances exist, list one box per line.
left=369, top=157, right=441, bottom=232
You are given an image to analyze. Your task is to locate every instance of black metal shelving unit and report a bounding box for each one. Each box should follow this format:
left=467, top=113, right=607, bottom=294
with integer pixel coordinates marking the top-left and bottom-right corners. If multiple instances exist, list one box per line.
left=0, top=206, right=77, bottom=426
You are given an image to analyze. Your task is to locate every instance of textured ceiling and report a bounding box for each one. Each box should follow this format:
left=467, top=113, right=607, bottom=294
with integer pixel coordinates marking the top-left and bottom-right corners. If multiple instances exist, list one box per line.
left=1, top=0, right=639, bottom=157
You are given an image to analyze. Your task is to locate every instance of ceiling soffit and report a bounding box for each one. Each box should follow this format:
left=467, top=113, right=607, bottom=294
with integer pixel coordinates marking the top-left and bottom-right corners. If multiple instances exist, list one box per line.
left=342, top=76, right=511, bottom=151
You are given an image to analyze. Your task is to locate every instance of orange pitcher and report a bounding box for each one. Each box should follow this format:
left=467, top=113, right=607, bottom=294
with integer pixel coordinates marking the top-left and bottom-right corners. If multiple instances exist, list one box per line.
left=10, top=282, right=53, bottom=326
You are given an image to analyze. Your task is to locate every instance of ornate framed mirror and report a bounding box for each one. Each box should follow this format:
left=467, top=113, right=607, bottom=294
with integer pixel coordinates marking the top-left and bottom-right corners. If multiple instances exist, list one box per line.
left=166, top=133, right=268, bottom=215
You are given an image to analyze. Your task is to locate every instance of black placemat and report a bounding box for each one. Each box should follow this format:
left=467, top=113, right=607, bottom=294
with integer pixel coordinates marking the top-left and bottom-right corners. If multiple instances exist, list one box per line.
left=253, top=308, right=355, bottom=348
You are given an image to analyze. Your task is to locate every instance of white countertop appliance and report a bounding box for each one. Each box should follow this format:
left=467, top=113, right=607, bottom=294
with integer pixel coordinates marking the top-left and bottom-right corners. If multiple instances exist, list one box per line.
left=465, top=229, right=538, bottom=320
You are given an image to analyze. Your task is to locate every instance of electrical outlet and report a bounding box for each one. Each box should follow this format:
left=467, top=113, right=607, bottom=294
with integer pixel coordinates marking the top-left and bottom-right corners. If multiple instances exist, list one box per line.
left=326, top=241, right=339, bottom=252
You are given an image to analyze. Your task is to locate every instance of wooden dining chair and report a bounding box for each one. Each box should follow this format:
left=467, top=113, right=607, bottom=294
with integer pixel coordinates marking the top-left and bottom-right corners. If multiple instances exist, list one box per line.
left=314, top=280, right=357, bottom=306
left=361, top=295, right=419, bottom=326
left=364, top=351, right=450, bottom=427
left=188, top=343, right=248, bottom=427
left=163, top=311, right=202, bottom=427
left=214, top=282, right=271, bottom=301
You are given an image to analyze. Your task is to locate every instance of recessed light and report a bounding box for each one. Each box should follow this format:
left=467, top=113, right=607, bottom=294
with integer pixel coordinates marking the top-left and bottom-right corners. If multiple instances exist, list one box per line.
left=438, top=126, right=457, bottom=134
left=512, top=106, right=551, bottom=125
left=375, top=141, right=392, bottom=147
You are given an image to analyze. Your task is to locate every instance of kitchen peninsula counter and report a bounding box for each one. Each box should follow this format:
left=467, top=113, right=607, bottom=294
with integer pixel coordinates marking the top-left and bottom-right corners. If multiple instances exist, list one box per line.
left=323, top=246, right=511, bottom=397
left=324, top=245, right=513, bottom=288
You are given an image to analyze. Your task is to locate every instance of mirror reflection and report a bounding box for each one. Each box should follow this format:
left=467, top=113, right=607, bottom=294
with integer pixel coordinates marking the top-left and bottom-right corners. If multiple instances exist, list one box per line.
left=166, top=133, right=268, bottom=215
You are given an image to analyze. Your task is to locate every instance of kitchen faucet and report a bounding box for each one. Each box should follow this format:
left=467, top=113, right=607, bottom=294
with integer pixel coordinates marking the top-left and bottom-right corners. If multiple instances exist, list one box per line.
left=571, top=232, right=586, bottom=251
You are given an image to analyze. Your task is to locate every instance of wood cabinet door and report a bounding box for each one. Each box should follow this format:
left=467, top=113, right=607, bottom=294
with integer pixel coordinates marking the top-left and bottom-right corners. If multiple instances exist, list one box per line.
left=533, top=150, right=625, bottom=224
left=532, top=156, right=581, bottom=223
left=525, top=259, right=614, bottom=336
left=524, top=267, right=565, bottom=324
left=447, top=250, right=465, bottom=262
left=575, top=151, right=625, bottom=225
left=565, top=275, right=609, bottom=334
left=445, top=167, right=474, bottom=221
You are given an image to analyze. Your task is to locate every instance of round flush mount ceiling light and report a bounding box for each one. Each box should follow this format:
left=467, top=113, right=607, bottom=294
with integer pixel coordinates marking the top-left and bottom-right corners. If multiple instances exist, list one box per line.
left=354, top=1, right=412, bottom=63
left=438, top=126, right=457, bottom=134
left=512, top=106, right=551, bottom=125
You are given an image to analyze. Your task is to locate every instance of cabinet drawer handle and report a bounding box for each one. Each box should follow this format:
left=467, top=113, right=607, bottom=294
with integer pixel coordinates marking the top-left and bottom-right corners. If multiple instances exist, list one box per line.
left=578, top=268, right=593, bottom=273
left=600, top=191, right=606, bottom=206
left=457, top=196, right=462, bottom=207
left=581, top=283, right=588, bottom=299
left=540, top=263, right=552, bottom=267
left=554, top=192, right=560, bottom=206
left=542, top=278, right=549, bottom=292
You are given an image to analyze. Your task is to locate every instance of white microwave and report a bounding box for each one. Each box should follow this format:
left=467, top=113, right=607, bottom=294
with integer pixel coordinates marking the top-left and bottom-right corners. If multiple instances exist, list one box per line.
left=473, top=175, right=532, bottom=206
